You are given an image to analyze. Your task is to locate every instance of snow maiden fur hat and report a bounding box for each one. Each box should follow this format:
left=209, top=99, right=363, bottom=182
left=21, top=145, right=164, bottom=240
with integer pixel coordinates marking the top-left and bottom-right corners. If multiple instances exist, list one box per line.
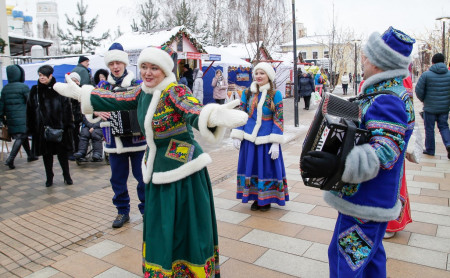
left=104, top=43, right=129, bottom=66
left=137, top=46, right=176, bottom=78
left=363, top=26, right=415, bottom=71
left=253, top=62, right=276, bottom=82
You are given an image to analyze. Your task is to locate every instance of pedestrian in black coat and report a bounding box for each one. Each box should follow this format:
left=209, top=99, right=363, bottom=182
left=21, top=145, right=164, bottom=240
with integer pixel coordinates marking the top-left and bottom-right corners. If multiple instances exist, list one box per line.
left=26, top=65, right=74, bottom=187
left=298, top=72, right=315, bottom=110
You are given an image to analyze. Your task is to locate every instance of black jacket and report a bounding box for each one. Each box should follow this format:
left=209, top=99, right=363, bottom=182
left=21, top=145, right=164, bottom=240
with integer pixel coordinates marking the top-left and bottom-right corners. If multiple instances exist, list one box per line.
left=27, top=77, right=74, bottom=156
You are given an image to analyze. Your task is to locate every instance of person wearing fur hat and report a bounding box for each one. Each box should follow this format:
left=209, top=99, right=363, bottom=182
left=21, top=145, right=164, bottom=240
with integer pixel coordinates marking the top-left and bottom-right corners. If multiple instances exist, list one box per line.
left=300, top=26, right=415, bottom=277
left=93, top=69, right=109, bottom=87
left=53, top=45, right=248, bottom=277
left=94, top=42, right=147, bottom=229
left=230, top=62, right=288, bottom=212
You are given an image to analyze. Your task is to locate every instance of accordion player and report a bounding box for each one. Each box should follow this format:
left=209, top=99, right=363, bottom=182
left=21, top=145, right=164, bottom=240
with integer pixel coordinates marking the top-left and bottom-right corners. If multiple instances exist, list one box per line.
left=300, top=93, right=370, bottom=191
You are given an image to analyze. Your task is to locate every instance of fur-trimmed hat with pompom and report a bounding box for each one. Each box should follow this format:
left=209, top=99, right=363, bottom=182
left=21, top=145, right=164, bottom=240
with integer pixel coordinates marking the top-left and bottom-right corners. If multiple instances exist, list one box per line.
left=137, top=46, right=175, bottom=78
left=104, top=43, right=129, bottom=67
left=253, top=62, right=276, bottom=82
left=363, top=26, right=415, bottom=71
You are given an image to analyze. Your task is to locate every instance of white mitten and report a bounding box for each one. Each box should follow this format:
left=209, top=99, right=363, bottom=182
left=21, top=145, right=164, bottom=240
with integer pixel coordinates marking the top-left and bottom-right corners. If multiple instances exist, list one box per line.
left=53, top=74, right=82, bottom=102
left=268, top=143, right=280, bottom=160
left=208, top=99, right=248, bottom=128
left=233, top=139, right=241, bottom=150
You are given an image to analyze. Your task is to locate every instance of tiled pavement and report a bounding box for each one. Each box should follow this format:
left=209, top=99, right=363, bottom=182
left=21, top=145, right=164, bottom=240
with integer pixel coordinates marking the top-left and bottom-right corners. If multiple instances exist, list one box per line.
left=0, top=93, right=449, bottom=277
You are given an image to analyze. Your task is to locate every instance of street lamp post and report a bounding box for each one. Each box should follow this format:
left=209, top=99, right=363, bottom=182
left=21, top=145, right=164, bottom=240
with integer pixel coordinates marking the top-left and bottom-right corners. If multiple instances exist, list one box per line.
left=353, top=40, right=360, bottom=95
left=436, top=16, right=450, bottom=64
left=292, top=0, right=299, bottom=127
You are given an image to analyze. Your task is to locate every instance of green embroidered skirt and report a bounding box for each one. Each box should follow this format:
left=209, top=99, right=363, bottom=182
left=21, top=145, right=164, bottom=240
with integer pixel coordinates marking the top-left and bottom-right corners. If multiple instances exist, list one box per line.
left=142, top=168, right=220, bottom=277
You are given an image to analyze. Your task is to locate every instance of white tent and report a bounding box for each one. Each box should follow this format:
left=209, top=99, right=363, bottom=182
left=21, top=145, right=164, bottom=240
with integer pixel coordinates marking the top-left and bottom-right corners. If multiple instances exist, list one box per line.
left=2, top=54, right=138, bottom=88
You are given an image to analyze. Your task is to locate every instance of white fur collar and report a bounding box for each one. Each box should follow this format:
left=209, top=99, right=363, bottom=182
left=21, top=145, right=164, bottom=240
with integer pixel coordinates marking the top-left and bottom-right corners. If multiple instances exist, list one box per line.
left=250, top=82, right=270, bottom=93
left=360, top=69, right=409, bottom=93
left=107, top=71, right=135, bottom=88
left=141, top=73, right=177, bottom=94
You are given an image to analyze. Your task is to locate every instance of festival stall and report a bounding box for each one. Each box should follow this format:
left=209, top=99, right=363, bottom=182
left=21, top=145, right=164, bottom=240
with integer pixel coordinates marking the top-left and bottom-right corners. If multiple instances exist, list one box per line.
left=202, top=46, right=252, bottom=104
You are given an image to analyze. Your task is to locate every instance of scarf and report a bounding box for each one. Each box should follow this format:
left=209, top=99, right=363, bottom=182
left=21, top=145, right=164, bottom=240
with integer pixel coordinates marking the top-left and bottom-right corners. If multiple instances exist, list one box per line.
left=112, top=69, right=129, bottom=86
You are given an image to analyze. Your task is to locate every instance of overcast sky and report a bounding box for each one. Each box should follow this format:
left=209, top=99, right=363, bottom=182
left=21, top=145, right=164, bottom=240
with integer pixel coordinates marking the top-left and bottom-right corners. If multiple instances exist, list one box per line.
left=8, top=0, right=450, bottom=44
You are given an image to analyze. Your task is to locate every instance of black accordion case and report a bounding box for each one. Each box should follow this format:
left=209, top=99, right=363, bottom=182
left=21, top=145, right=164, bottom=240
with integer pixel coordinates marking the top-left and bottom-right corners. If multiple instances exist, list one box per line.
left=300, top=93, right=370, bottom=191
left=110, top=110, right=142, bottom=137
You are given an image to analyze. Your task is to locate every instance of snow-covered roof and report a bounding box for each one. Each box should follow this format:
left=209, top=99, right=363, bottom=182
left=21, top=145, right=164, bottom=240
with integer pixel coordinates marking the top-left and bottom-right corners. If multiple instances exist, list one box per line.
left=109, top=26, right=205, bottom=53
left=204, top=46, right=251, bottom=67
left=280, top=35, right=329, bottom=47
left=220, top=41, right=271, bottom=60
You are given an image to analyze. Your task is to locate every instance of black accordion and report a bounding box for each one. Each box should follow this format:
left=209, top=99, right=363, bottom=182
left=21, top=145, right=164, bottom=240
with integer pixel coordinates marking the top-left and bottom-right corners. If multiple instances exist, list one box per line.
left=300, top=93, right=370, bottom=191
left=110, top=110, right=142, bottom=137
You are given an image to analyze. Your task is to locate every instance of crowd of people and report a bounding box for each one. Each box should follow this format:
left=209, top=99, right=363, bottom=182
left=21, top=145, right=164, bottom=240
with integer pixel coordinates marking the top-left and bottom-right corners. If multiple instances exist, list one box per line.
left=0, top=24, right=449, bottom=277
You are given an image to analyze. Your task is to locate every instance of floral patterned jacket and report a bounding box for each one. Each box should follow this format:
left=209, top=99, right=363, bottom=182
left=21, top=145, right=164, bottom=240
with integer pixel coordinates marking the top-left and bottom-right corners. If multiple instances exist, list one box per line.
left=230, top=82, right=284, bottom=145
left=79, top=74, right=225, bottom=184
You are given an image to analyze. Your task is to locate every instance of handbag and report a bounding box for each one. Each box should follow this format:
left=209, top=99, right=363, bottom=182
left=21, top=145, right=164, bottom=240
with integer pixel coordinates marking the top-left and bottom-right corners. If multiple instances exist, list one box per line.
left=44, top=126, right=64, bottom=143
left=0, top=125, right=11, bottom=142
left=36, top=89, right=64, bottom=143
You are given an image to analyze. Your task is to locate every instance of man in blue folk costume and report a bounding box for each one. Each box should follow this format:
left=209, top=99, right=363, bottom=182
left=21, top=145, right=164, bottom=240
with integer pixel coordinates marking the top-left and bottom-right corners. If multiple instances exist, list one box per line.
left=301, top=26, right=415, bottom=277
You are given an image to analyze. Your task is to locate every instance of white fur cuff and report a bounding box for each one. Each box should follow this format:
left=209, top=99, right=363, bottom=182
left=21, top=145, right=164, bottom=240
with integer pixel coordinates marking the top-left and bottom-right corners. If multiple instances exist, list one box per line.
left=198, top=103, right=227, bottom=144
left=230, top=129, right=244, bottom=140
left=85, top=114, right=101, bottom=124
left=341, top=144, right=380, bottom=184
left=80, top=85, right=95, bottom=114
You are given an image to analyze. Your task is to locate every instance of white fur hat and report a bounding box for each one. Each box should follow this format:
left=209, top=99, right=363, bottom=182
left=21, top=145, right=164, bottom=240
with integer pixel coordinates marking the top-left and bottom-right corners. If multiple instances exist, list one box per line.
left=104, top=43, right=129, bottom=67
left=253, top=62, right=276, bottom=82
left=69, top=72, right=81, bottom=82
left=137, top=47, right=174, bottom=78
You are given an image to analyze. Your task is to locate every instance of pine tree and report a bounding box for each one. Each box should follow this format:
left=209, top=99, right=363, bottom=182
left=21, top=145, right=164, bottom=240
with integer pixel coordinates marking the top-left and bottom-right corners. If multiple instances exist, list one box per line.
left=165, top=0, right=198, bottom=32
left=131, top=0, right=160, bottom=32
left=57, top=0, right=110, bottom=54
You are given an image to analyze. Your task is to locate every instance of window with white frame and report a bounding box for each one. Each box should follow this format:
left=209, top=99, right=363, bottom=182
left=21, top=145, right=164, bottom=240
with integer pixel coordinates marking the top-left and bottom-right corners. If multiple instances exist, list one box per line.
left=313, top=51, right=318, bottom=59
left=324, top=50, right=329, bottom=58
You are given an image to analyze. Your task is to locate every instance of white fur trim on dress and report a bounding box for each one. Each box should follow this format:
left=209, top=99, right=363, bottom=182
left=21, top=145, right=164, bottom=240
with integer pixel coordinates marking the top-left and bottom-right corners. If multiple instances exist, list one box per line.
left=363, top=32, right=412, bottom=71
left=230, top=129, right=244, bottom=140
left=104, top=49, right=129, bottom=67
left=323, top=191, right=402, bottom=222
left=80, top=85, right=95, bottom=114
left=245, top=82, right=269, bottom=143
left=360, top=69, right=409, bottom=93
left=141, top=89, right=160, bottom=184
left=253, top=62, right=276, bottom=82
left=341, top=144, right=380, bottom=184
left=253, top=133, right=285, bottom=145
left=85, top=114, right=101, bottom=124
left=100, top=121, right=110, bottom=128
left=112, top=136, right=146, bottom=154
left=107, top=71, right=135, bottom=88
left=137, top=47, right=174, bottom=78
left=198, top=103, right=227, bottom=144
left=152, top=153, right=212, bottom=184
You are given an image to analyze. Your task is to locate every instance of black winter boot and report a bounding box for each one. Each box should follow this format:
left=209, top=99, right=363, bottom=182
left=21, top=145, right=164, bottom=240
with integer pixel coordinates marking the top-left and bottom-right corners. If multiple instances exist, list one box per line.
left=4, top=138, right=22, bottom=169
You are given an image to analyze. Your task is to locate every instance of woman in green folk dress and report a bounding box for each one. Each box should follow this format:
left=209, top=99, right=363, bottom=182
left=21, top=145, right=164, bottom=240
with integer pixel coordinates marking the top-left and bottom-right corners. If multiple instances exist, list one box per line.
left=54, top=46, right=247, bottom=277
